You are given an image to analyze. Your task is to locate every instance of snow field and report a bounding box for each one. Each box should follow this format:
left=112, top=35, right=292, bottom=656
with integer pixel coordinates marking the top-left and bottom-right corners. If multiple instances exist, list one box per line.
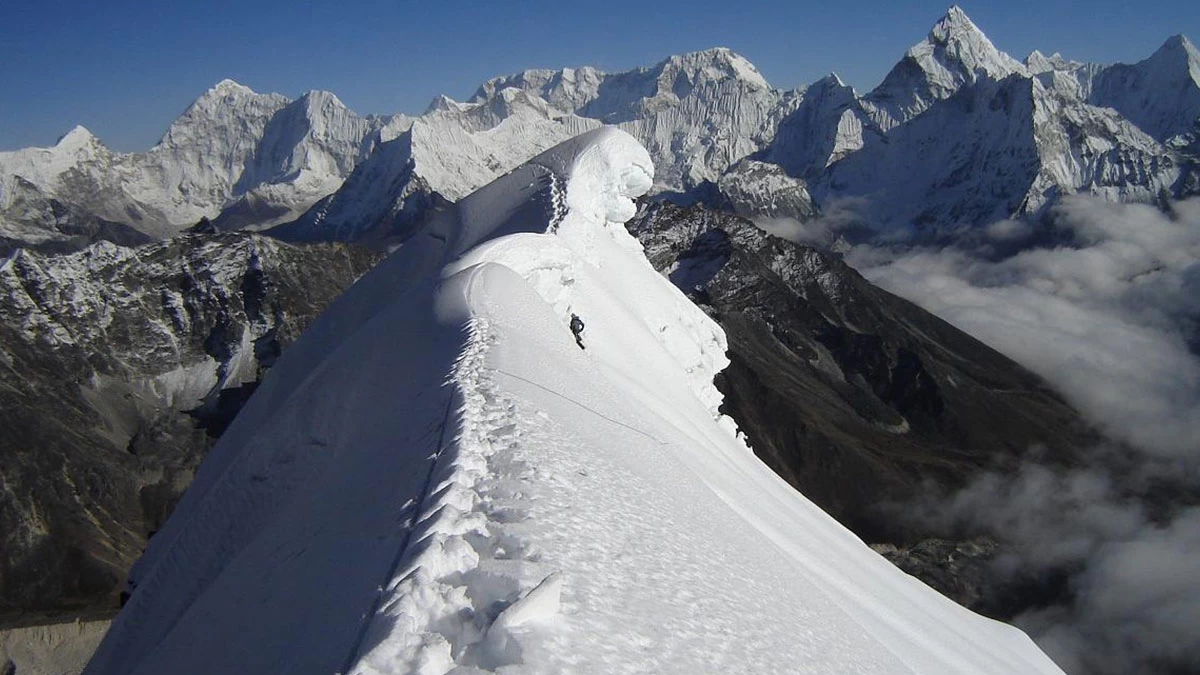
left=85, top=128, right=1065, bottom=675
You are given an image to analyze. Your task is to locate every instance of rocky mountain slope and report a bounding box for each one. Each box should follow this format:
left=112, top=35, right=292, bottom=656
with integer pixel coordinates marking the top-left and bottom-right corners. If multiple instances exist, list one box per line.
left=0, top=235, right=379, bottom=619
left=629, top=203, right=1092, bottom=546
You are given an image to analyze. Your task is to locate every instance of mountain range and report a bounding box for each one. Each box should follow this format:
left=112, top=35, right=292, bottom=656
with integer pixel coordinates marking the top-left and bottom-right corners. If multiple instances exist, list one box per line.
left=2, top=7, right=1197, bottom=674
left=80, top=127, right=1066, bottom=675
left=2, top=7, right=1196, bottom=252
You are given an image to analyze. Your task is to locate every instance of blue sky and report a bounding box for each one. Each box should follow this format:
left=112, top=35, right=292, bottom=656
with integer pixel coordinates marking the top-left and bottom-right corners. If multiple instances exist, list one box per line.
left=2, top=0, right=1197, bottom=151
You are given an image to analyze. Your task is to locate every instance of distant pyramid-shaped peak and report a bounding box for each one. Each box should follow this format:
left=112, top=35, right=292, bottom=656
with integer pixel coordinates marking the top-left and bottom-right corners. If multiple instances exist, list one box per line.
left=55, top=124, right=97, bottom=148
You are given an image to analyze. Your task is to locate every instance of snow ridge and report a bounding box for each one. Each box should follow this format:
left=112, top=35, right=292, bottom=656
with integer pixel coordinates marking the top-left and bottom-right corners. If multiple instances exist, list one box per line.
left=351, top=318, right=555, bottom=673
left=86, top=128, right=1064, bottom=675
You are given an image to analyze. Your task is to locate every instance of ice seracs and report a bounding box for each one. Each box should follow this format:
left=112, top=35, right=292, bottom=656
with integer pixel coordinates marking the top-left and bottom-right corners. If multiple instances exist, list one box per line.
left=85, top=128, right=1064, bottom=675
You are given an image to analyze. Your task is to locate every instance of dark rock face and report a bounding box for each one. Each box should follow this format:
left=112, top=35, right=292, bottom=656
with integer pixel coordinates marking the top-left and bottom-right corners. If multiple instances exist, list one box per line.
left=0, top=234, right=380, bottom=621
left=872, top=538, right=1001, bottom=610
left=629, top=202, right=1092, bottom=550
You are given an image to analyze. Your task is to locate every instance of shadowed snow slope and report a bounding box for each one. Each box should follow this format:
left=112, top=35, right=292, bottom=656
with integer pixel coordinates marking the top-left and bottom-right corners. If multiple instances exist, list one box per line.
left=84, top=128, right=1062, bottom=675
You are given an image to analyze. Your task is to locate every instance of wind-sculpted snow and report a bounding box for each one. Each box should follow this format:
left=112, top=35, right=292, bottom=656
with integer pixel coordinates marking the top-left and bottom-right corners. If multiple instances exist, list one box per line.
left=86, top=128, right=1063, bottom=675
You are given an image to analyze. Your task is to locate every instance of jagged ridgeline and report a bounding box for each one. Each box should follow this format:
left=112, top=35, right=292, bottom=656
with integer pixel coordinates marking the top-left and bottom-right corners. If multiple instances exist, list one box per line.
left=2, top=6, right=1196, bottom=252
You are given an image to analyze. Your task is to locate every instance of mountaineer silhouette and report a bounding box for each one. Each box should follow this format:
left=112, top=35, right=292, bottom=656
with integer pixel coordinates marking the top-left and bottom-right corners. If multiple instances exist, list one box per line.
left=569, top=313, right=586, bottom=350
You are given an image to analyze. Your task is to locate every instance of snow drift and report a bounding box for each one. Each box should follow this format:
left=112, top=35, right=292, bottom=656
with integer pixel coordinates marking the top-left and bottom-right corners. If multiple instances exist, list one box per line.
left=84, top=128, right=1063, bottom=674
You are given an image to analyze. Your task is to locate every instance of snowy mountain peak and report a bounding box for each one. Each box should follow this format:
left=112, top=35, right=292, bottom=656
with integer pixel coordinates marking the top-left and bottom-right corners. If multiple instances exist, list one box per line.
left=660, top=47, right=771, bottom=90
left=930, top=5, right=984, bottom=42
left=815, top=72, right=849, bottom=89
left=865, top=5, right=1025, bottom=129
left=425, top=93, right=468, bottom=114
left=298, top=89, right=347, bottom=112
left=1024, top=50, right=1080, bottom=73
left=919, top=5, right=1025, bottom=79
left=1087, top=32, right=1200, bottom=142
left=208, top=78, right=258, bottom=97
left=1153, top=33, right=1200, bottom=78
left=55, top=124, right=100, bottom=149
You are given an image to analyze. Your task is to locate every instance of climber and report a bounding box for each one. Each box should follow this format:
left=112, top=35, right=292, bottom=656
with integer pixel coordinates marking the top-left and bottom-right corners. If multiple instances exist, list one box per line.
left=569, top=313, right=586, bottom=350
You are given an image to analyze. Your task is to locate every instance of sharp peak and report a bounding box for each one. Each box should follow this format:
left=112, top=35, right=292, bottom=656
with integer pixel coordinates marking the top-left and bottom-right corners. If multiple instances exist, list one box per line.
left=929, top=5, right=987, bottom=41
left=58, top=124, right=95, bottom=141
left=809, top=72, right=849, bottom=89
left=654, top=47, right=770, bottom=87
left=1157, top=33, right=1198, bottom=56
left=424, top=93, right=467, bottom=114
left=1164, top=34, right=1194, bottom=47
left=297, top=89, right=348, bottom=108
left=209, top=78, right=256, bottom=95
left=54, top=125, right=101, bottom=149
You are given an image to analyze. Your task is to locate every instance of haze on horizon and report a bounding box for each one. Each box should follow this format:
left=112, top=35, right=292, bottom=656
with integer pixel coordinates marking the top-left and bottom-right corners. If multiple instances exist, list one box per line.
left=2, top=0, right=1198, bottom=152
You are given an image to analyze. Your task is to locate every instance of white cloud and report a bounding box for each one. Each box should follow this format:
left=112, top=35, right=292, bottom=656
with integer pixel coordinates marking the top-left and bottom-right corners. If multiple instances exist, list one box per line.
left=845, top=196, right=1200, bottom=674
left=847, top=196, right=1200, bottom=459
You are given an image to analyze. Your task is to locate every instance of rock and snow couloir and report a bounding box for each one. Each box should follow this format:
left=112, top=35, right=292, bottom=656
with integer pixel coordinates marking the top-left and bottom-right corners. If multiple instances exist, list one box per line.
left=85, top=128, right=1063, bottom=675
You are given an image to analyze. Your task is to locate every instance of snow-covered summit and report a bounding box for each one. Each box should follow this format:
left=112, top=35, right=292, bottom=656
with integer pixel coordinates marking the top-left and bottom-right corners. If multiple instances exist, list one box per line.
left=467, top=48, right=787, bottom=189
left=763, top=73, right=882, bottom=180
left=55, top=124, right=100, bottom=149
left=864, top=6, right=1026, bottom=130
left=0, top=78, right=390, bottom=247
left=1025, top=50, right=1082, bottom=74
left=86, top=128, right=1064, bottom=675
left=1088, top=33, right=1200, bottom=143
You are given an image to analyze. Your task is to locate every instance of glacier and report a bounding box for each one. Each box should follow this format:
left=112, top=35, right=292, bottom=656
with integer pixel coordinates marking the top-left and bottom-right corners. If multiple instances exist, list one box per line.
left=84, top=128, right=1063, bottom=675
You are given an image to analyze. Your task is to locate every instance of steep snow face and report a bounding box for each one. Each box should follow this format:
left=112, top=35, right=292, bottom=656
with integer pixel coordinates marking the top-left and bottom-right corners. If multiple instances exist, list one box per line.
left=221, top=91, right=382, bottom=228
left=86, top=128, right=1063, bottom=675
left=473, top=48, right=790, bottom=190
left=814, top=74, right=1179, bottom=232
left=118, top=80, right=292, bottom=228
left=1089, top=35, right=1200, bottom=144
left=864, top=6, right=1026, bottom=131
left=277, top=92, right=599, bottom=243
left=763, top=74, right=883, bottom=180
left=0, top=80, right=386, bottom=247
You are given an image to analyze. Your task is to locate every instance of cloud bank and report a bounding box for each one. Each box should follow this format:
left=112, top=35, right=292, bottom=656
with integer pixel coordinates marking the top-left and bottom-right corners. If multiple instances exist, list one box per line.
left=844, top=196, right=1200, bottom=675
